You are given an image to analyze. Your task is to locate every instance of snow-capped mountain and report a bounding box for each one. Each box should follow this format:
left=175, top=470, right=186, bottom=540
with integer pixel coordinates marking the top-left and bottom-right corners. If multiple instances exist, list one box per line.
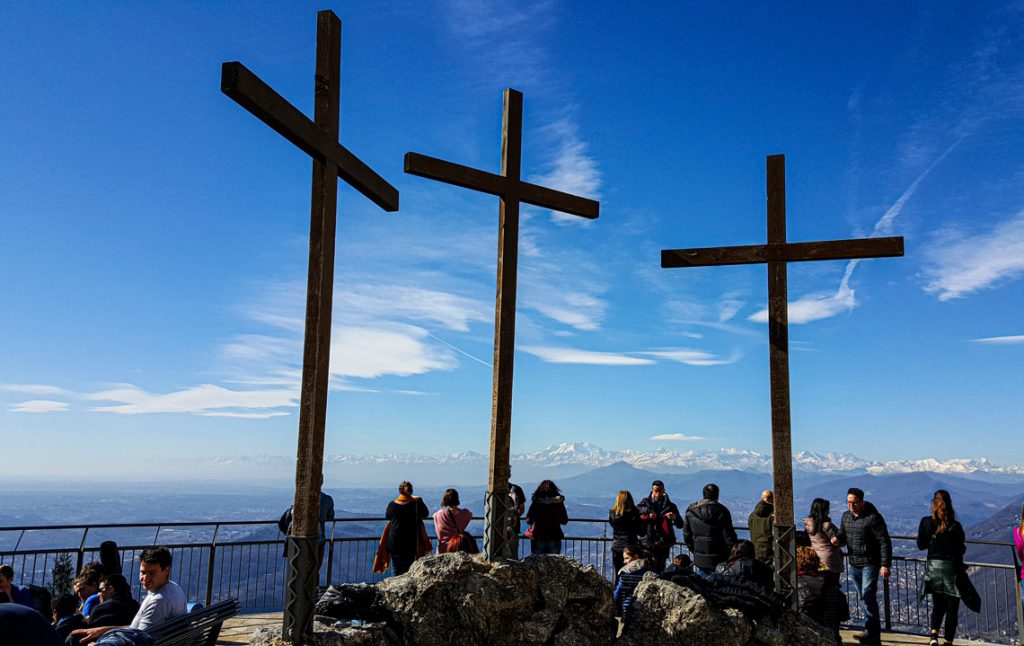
left=198, top=442, right=1024, bottom=479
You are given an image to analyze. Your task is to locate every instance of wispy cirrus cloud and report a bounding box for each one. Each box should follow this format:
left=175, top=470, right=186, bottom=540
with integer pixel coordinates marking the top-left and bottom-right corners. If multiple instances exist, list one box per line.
left=86, top=384, right=298, bottom=417
left=521, top=346, right=654, bottom=366
left=0, top=384, right=70, bottom=396
left=10, top=399, right=68, bottom=413
left=649, top=433, right=709, bottom=442
left=922, top=210, right=1024, bottom=301
left=639, top=349, right=740, bottom=367
left=972, top=334, right=1024, bottom=345
left=530, top=115, right=603, bottom=224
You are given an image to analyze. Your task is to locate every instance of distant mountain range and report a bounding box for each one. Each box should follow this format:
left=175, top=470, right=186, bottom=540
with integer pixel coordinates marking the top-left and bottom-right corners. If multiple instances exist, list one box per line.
left=195, top=442, right=1024, bottom=486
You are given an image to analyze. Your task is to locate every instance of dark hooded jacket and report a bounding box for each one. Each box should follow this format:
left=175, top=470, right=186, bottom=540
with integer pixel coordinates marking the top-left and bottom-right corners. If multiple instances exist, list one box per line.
left=683, top=498, right=738, bottom=570
left=748, top=500, right=774, bottom=564
left=838, top=501, right=892, bottom=568
left=636, top=494, right=684, bottom=551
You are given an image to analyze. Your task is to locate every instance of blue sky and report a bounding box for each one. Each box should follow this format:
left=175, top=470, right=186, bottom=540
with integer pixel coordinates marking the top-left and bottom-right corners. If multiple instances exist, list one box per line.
left=2, top=2, right=1023, bottom=476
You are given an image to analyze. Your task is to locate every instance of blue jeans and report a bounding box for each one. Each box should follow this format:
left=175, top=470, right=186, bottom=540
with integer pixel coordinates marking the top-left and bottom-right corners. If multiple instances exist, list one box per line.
left=849, top=565, right=880, bottom=638
left=531, top=539, right=561, bottom=555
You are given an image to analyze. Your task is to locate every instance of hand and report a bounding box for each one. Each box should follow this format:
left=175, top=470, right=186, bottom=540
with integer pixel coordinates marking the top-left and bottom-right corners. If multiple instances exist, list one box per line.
left=71, top=627, right=109, bottom=644
left=665, top=512, right=676, bottom=520
left=829, top=536, right=839, bottom=546
left=881, top=566, right=890, bottom=581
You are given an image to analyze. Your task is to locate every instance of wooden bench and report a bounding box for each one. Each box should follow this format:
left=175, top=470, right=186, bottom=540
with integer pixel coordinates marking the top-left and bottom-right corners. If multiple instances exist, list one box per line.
left=146, top=598, right=240, bottom=646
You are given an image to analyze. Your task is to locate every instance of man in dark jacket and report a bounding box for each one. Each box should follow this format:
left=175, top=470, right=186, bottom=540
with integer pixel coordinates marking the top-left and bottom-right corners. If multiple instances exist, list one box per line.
left=748, top=489, right=774, bottom=566
left=636, top=480, right=684, bottom=573
left=683, top=483, right=738, bottom=577
left=834, top=487, right=892, bottom=646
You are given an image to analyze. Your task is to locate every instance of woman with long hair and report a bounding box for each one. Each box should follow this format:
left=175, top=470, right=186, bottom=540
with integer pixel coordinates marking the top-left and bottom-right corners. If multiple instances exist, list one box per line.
left=609, top=491, right=642, bottom=583
left=524, top=480, right=568, bottom=555
left=917, top=489, right=966, bottom=646
left=803, top=498, right=842, bottom=573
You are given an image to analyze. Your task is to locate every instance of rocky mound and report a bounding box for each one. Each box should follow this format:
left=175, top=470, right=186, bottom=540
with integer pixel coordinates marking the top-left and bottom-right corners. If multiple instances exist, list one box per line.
left=252, top=555, right=835, bottom=646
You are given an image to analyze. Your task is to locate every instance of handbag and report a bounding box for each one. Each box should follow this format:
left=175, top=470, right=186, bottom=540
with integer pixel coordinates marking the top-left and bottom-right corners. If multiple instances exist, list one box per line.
left=524, top=524, right=535, bottom=540
left=446, top=509, right=479, bottom=554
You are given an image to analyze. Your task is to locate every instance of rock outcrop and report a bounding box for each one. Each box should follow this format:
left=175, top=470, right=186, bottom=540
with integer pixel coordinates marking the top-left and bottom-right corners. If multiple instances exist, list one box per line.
left=255, top=555, right=836, bottom=646
left=618, top=573, right=836, bottom=646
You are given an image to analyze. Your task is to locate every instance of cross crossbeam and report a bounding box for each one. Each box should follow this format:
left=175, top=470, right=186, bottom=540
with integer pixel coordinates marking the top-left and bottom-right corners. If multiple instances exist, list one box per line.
left=661, top=154, right=903, bottom=603
left=405, top=88, right=598, bottom=561
left=222, top=62, right=398, bottom=212
left=405, top=153, right=599, bottom=218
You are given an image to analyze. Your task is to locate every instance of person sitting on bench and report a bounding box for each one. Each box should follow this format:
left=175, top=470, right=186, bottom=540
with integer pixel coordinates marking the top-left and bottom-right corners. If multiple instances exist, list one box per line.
left=70, top=547, right=185, bottom=643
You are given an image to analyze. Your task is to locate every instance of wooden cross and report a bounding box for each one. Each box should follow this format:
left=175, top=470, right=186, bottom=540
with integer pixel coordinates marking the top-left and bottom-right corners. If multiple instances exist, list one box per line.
left=221, top=10, right=398, bottom=641
left=405, top=89, right=599, bottom=560
left=661, top=154, right=902, bottom=598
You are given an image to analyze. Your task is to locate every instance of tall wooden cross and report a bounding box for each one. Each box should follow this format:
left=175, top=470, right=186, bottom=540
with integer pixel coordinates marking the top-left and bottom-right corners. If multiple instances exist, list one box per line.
left=221, top=10, right=398, bottom=641
left=661, top=154, right=902, bottom=599
left=405, top=89, right=599, bottom=560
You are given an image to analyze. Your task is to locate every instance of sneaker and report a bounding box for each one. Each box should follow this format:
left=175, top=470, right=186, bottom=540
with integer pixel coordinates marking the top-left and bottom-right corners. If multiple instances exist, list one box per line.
left=928, top=639, right=939, bottom=646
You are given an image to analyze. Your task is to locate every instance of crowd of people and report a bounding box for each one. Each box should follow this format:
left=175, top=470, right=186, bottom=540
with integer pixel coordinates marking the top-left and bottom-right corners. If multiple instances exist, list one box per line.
left=0, top=546, right=186, bottom=645
left=362, top=477, right=995, bottom=646
left=2, top=480, right=1019, bottom=645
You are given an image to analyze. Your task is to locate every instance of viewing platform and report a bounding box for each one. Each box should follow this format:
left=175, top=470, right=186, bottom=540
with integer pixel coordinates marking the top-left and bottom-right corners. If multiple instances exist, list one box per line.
left=2, top=517, right=1020, bottom=644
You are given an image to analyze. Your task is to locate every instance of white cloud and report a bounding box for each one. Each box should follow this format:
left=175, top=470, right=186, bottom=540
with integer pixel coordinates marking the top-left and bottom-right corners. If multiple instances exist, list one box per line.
left=640, top=349, right=740, bottom=367
left=330, top=325, right=458, bottom=378
left=521, top=346, right=654, bottom=366
left=649, top=433, right=709, bottom=442
left=749, top=262, right=857, bottom=325
left=972, top=335, right=1024, bottom=345
left=337, top=285, right=489, bottom=332
left=10, top=400, right=69, bottom=413
left=530, top=116, right=602, bottom=224
left=0, top=384, right=69, bottom=396
left=86, top=384, right=298, bottom=416
left=717, top=298, right=744, bottom=322
left=922, top=211, right=1024, bottom=301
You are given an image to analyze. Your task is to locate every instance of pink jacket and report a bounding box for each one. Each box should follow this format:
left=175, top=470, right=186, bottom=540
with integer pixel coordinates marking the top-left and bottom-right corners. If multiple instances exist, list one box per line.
left=1014, top=525, right=1024, bottom=580
left=433, top=507, right=472, bottom=553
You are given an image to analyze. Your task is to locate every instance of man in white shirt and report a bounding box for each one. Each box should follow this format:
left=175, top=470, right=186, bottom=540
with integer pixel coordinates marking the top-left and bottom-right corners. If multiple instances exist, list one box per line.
left=71, top=546, right=187, bottom=644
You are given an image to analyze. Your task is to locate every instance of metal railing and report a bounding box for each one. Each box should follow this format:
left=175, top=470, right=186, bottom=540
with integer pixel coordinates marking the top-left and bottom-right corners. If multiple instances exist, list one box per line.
left=2, top=519, right=1020, bottom=643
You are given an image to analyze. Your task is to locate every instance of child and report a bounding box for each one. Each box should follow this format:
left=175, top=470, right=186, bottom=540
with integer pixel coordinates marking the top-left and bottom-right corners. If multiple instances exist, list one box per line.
left=661, top=552, right=693, bottom=579
left=52, top=593, right=86, bottom=639
left=614, top=546, right=650, bottom=614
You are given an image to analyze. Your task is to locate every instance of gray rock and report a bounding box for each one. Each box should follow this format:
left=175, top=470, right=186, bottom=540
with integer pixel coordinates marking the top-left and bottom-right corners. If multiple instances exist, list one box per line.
left=618, top=574, right=836, bottom=646
left=250, top=620, right=398, bottom=646
left=376, top=552, right=617, bottom=646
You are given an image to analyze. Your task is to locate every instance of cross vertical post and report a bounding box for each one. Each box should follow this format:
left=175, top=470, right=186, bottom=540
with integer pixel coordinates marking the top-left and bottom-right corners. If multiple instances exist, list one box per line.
left=661, top=153, right=903, bottom=603
left=404, top=89, right=599, bottom=561
left=221, top=10, right=398, bottom=642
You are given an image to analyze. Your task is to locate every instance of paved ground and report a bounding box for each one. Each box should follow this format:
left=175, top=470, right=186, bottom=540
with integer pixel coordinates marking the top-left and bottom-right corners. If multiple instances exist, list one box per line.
left=217, top=613, right=1001, bottom=645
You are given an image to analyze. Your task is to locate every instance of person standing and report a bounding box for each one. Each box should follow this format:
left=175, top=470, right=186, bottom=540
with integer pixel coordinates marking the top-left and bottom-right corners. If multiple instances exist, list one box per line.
left=508, top=480, right=527, bottom=558
left=524, top=480, right=568, bottom=555
left=637, top=480, right=685, bottom=573
left=385, top=481, right=430, bottom=575
left=609, top=491, right=642, bottom=583
left=748, top=489, right=775, bottom=566
left=683, top=483, right=738, bottom=577
left=804, top=498, right=843, bottom=573
left=834, top=487, right=891, bottom=646
left=917, top=490, right=966, bottom=646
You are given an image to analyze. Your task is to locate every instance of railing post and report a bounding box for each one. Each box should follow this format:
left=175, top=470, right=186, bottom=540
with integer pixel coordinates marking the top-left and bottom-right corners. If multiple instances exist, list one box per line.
left=883, top=569, right=891, bottom=632
left=600, top=521, right=607, bottom=579
left=1012, top=542, right=1024, bottom=646
left=76, top=527, right=89, bottom=574
left=325, top=520, right=336, bottom=587
left=205, top=524, right=220, bottom=607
